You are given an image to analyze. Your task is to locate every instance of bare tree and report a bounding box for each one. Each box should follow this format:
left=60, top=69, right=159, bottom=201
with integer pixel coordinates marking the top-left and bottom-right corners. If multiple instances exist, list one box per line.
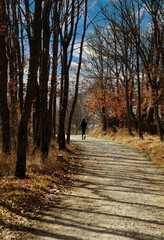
left=98, top=0, right=163, bottom=139
left=50, top=0, right=60, bottom=140
left=15, top=0, right=43, bottom=178
left=67, top=0, right=88, bottom=143
left=58, top=0, right=77, bottom=149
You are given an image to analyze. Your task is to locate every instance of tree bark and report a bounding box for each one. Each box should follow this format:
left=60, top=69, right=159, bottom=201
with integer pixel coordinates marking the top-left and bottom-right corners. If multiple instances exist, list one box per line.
left=0, top=0, right=11, bottom=153
left=136, top=4, right=143, bottom=139
left=154, top=97, right=163, bottom=141
left=15, top=1, right=42, bottom=178
left=40, top=1, right=52, bottom=157
left=33, top=83, right=41, bottom=148
left=67, top=0, right=88, bottom=144
left=50, top=0, right=59, bottom=140
left=58, top=44, right=68, bottom=150
left=18, top=6, right=24, bottom=113
left=9, top=0, right=18, bottom=150
left=145, top=107, right=155, bottom=134
left=58, top=0, right=75, bottom=150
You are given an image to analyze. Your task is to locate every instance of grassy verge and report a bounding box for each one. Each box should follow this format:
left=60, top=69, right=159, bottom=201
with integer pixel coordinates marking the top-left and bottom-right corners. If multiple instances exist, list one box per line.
left=88, top=128, right=164, bottom=167
left=0, top=140, right=80, bottom=228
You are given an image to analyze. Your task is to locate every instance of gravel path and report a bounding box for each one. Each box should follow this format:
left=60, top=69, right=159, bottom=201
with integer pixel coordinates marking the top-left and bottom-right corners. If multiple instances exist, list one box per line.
left=8, top=136, right=164, bottom=239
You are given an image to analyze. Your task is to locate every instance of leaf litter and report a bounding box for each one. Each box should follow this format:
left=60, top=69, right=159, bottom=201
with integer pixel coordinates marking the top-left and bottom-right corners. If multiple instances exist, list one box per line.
left=0, top=143, right=81, bottom=240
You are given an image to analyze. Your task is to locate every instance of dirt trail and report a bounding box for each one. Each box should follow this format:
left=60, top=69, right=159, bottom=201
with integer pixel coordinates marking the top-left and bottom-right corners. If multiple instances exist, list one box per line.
left=4, top=136, right=164, bottom=239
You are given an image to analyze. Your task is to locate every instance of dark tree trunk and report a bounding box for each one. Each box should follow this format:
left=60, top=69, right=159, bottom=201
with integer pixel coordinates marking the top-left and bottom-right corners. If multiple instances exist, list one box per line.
left=0, top=1, right=11, bottom=153
left=122, top=15, right=133, bottom=136
left=124, top=40, right=132, bottom=135
left=33, top=83, right=41, bottom=148
left=102, top=106, right=107, bottom=132
left=15, top=60, right=39, bottom=178
left=147, top=71, right=163, bottom=140
left=15, top=1, right=42, bottom=178
left=145, top=107, right=155, bottom=134
left=154, top=99, right=163, bottom=141
left=50, top=0, right=59, bottom=140
left=67, top=0, right=88, bottom=144
left=136, top=5, right=143, bottom=139
left=40, top=1, right=51, bottom=157
left=7, top=0, right=18, bottom=151
left=18, top=7, right=24, bottom=113
left=53, top=89, right=57, bottom=139
left=125, top=75, right=132, bottom=135
left=130, top=78, right=138, bottom=130
left=58, top=44, right=68, bottom=150
left=58, top=0, right=75, bottom=150
left=137, top=51, right=143, bottom=138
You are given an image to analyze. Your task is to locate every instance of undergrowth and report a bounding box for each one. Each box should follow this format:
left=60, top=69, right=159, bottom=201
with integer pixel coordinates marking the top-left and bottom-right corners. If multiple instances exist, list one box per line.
left=0, top=139, right=80, bottom=227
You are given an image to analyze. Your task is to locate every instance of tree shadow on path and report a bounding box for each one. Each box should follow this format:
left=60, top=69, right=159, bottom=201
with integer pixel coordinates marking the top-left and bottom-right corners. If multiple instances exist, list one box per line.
left=2, top=137, right=164, bottom=239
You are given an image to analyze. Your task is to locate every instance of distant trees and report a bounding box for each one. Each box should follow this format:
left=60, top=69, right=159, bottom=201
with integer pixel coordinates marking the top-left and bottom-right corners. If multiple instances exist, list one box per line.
left=84, top=0, right=164, bottom=140
left=0, top=0, right=88, bottom=178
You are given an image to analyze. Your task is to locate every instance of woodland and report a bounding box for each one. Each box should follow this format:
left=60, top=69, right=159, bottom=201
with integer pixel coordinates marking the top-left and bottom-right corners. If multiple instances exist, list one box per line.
left=0, top=0, right=163, bottom=180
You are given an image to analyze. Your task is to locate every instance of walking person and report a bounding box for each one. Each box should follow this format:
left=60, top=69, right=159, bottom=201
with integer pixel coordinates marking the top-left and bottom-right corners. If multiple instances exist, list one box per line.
left=80, top=118, right=87, bottom=140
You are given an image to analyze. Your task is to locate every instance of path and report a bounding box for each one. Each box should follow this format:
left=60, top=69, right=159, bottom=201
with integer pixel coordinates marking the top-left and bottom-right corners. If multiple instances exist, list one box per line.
left=11, top=136, right=164, bottom=239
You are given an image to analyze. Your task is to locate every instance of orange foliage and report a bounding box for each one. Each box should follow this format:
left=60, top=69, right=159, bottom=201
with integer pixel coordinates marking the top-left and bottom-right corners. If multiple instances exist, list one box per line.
left=84, top=81, right=127, bottom=121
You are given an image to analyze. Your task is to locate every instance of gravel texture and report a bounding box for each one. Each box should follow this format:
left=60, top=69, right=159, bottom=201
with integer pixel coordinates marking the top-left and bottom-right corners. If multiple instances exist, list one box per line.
left=1, top=136, right=164, bottom=239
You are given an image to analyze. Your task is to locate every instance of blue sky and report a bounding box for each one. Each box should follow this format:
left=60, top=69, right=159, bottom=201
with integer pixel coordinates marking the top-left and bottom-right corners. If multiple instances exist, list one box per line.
left=23, top=0, right=152, bottom=83
left=69, top=0, right=107, bottom=82
left=70, top=0, right=153, bottom=83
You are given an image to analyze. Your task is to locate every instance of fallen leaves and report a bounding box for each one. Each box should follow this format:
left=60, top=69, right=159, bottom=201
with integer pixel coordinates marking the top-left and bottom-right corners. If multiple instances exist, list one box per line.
left=0, top=143, right=80, bottom=226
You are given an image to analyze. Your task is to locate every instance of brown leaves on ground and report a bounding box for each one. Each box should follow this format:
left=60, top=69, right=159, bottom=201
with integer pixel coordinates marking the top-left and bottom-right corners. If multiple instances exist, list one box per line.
left=0, top=141, right=81, bottom=230
left=0, top=175, right=56, bottom=222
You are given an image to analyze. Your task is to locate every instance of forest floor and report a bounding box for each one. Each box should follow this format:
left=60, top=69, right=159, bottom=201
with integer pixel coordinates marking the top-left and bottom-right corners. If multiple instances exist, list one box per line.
left=1, top=135, right=164, bottom=239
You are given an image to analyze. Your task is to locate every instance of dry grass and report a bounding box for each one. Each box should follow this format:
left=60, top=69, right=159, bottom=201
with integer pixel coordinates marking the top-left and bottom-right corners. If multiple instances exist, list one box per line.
left=0, top=152, right=16, bottom=177
left=0, top=137, right=77, bottom=177
left=88, top=128, right=164, bottom=167
left=0, top=138, right=80, bottom=226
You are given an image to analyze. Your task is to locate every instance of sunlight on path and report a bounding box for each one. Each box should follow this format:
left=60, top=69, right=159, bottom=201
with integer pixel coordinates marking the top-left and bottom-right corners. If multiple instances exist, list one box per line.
left=22, top=136, right=164, bottom=239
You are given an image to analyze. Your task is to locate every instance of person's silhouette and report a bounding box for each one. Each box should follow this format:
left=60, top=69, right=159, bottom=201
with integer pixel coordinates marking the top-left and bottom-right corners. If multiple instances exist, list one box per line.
left=80, top=119, right=87, bottom=139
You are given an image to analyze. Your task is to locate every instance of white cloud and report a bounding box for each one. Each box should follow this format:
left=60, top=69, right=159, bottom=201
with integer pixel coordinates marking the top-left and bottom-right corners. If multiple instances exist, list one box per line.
left=71, top=61, right=79, bottom=67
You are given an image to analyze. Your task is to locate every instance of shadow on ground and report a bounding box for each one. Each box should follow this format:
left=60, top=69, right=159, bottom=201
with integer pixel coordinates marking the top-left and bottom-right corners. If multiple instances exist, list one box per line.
left=2, top=136, right=164, bottom=240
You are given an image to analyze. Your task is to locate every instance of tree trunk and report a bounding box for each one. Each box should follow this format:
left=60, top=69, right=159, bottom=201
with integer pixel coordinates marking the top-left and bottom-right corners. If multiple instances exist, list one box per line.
left=18, top=7, right=24, bottom=113
left=40, top=2, right=51, bottom=157
left=136, top=4, right=143, bottom=139
left=33, top=83, right=41, bottom=148
left=137, top=60, right=143, bottom=138
left=125, top=53, right=132, bottom=134
left=154, top=100, right=163, bottom=141
left=125, top=75, right=132, bottom=135
left=8, top=0, right=18, bottom=151
left=0, top=1, right=11, bottom=153
left=145, top=107, right=155, bottom=134
left=51, top=0, right=59, bottom=139
left=67, top=0, right=88, bottom=144
left=58, top=44, right=68, bottom=150
left=58, top=0, right=75, bottom=150
left=102, top=106, right=107, bottom=132
left=15, top=1, right=42, bottom=178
